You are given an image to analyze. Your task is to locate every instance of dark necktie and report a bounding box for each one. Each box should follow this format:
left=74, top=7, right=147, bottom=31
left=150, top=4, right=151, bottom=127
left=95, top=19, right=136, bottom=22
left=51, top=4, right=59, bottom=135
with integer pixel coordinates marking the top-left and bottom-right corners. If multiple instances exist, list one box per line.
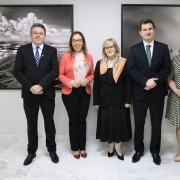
left=35, top=46, right=40, bottom=67
left=146, top=45, right=151, bottom=66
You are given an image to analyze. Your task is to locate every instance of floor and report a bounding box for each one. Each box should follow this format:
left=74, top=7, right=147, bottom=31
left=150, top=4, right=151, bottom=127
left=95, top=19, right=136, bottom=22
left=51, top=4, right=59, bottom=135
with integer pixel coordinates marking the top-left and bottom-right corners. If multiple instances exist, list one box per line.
left=0, top=136, right=179, bottom=180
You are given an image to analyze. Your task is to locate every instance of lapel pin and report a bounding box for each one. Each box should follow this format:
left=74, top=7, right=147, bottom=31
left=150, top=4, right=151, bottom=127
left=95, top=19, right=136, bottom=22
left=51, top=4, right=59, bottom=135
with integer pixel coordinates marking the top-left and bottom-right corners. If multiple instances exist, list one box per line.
left=42, top=55, right=44, bottom=57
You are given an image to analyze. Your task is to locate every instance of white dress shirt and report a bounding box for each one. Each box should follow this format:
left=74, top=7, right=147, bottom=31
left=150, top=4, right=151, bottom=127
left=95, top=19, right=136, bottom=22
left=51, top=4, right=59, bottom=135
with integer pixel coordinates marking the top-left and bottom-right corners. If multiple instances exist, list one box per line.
left=143, top=40, right=154, bottom=58
left=32, top=43, right=44, bottom=57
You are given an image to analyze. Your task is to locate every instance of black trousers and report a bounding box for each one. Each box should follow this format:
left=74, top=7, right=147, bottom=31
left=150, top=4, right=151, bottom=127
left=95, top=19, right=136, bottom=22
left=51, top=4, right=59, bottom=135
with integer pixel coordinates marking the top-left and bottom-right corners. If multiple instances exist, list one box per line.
left=133, top=93, right=164, bottom=154
left=23, top=98, right=56, bottom=154
left=62, top=87, right=90, bottom=151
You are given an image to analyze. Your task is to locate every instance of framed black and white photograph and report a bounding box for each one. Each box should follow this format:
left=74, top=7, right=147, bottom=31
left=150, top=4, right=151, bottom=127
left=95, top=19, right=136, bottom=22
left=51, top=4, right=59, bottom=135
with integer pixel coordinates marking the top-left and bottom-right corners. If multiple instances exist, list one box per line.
left=121, top=4, right=180, bottom=59
left=0, top=5, right=73, bottom=89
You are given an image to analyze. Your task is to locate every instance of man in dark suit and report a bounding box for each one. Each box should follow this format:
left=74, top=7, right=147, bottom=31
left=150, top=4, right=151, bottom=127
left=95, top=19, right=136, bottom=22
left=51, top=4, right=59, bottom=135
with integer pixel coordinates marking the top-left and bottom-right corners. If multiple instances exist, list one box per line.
left=127, top=18, right=171, bottom=165
left=14, top=23, right=59, bottom=165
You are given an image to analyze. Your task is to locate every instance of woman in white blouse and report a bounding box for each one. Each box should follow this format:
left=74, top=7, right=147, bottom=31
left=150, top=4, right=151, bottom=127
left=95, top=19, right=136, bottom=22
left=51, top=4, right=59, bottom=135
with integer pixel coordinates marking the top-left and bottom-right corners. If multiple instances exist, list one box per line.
left=58, top=31, right=94, bottom=159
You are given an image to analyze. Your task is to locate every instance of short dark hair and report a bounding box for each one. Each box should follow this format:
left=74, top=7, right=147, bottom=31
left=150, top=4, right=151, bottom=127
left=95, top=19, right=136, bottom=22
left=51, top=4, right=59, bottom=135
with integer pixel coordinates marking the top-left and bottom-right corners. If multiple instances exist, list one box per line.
left=139, top=18, right=155, bottom=31
left=68, top=31, right=88, bottom=55
left=30, top=23, right=46, bottom=35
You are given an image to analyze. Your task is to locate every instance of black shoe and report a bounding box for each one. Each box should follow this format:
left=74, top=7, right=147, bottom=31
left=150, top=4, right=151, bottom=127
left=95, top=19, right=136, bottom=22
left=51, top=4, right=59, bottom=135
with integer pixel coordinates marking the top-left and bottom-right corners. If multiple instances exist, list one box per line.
left=23, top=153, right=36, bottom=166
left=115, top=150, right=124, bottom=161
left=49, top=152, right=59, bottom=163
left=108, top=151, right=114, bottom=157
left=132, top=152, right=143, bottom=163
left=152, top=154, right=161, bottom=165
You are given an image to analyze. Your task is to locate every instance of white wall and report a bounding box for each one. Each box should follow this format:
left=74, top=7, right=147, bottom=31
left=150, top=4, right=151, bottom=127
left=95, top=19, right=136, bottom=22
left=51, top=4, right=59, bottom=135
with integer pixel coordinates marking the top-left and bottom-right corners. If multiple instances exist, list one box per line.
left=0, top=0, right=178, bottom=137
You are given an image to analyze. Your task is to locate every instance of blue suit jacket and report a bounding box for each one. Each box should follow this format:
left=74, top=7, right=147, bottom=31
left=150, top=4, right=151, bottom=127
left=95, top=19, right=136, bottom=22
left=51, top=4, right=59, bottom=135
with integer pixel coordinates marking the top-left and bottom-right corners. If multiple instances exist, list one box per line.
left=127, top=40, right=171, bottom=100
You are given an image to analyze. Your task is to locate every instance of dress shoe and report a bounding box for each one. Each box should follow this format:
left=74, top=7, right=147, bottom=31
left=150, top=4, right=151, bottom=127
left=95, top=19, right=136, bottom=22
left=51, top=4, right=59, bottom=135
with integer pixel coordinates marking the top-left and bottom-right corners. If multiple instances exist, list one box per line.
left=132, top=152, right=143, bottom=163
left=49, top=152, right=59, bottom=163
left=108, top=151, right=114, bottom=157
left=74, top=154, right=80, bottom=159
left=81, top=152, right=87, bottom=158
left=152, top=154, right=161, bottom=165
left=118, top=154, right=124, bottom=161
left=115, top=150, right=124, bottom=161
left=23, top=153, right=36, bottom=166
left=174, top=155, right=180, bottom=162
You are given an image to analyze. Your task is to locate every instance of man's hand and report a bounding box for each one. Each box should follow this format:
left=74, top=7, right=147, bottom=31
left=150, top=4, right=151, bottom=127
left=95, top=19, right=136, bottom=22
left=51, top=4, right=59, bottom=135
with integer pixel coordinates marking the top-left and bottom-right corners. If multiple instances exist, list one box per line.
left=146, top=78, right=158, bottom=89
left=144, top=86, right=150, bottom=90
left=30, top=85, right=42, bottom=94
left=125, top=104, right=131, bottom=108
left=38, top=90, right=44, bottom=95
left=94, top=105, right=100, bottom=110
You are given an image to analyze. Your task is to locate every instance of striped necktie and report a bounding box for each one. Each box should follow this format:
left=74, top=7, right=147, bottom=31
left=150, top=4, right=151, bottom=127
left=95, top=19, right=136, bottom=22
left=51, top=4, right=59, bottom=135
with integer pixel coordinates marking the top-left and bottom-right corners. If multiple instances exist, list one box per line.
left=146, top=45, right=151, bottom=66
left=35, top=46, right=40, bottom=67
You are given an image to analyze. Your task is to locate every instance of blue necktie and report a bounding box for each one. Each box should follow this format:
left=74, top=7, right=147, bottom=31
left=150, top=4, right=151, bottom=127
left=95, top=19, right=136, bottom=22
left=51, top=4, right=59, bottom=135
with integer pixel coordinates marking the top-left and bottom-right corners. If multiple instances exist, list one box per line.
left=146, top=45, right=151, bottom=66
left=35, top=46, right=40, bottom=67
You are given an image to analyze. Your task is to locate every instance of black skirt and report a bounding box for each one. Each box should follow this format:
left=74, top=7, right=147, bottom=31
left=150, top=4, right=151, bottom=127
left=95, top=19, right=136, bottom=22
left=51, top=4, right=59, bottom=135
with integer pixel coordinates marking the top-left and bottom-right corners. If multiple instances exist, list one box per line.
left=96, top=102, right=132, bottom=143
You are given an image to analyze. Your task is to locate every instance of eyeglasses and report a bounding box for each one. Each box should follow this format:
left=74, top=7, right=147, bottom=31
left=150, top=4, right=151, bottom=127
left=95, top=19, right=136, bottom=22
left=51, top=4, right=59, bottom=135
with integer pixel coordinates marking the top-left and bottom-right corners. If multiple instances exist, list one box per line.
left=72, top=39, right=83, bottom=43
left=32, top=32, right=44, bottom=36
left=104, top=45, right=115, bottom=50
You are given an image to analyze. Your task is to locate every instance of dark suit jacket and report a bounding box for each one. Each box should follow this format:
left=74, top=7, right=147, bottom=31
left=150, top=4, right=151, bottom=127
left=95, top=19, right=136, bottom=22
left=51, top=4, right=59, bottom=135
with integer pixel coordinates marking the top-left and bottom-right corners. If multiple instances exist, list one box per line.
left=93, top=60, right=132, bottom=108
left=127, top=40, right=171, bottom=100
left=14, top=43, right=59, bottom=99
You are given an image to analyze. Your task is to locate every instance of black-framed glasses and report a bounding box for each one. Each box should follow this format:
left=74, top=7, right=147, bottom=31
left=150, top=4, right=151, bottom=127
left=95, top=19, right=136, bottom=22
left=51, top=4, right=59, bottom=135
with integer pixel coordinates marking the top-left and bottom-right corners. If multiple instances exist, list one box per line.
left=72, top=39, right=83, bottom=43
left=104, top=45, right=115, bottom=50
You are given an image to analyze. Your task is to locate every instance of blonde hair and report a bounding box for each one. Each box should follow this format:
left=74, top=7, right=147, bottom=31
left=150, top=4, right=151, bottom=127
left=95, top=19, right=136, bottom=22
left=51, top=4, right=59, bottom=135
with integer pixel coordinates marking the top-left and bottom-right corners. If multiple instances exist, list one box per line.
left=102, top=38, right=120, bottom=58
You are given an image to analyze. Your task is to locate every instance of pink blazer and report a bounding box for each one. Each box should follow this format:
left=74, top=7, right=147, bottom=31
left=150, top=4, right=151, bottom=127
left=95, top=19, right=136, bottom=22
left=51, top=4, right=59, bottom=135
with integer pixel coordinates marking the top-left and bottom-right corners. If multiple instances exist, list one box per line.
left=58, top=52, right=94, bottom=95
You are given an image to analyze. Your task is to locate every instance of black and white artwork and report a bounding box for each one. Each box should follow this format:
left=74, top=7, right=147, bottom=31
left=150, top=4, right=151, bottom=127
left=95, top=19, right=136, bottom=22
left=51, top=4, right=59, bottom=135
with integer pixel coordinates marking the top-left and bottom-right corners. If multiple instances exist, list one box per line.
left=0, top=5, right=73, bottom=89
left=121, top=5, right=180, bottom=59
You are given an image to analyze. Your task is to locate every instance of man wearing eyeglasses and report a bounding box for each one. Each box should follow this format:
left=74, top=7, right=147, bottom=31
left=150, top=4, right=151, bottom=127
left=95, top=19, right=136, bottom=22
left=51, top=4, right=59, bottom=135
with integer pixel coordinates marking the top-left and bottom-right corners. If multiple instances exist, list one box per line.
left=127, top=18, right=171, bottom=165
left=14, top=23, right=59, bottom=165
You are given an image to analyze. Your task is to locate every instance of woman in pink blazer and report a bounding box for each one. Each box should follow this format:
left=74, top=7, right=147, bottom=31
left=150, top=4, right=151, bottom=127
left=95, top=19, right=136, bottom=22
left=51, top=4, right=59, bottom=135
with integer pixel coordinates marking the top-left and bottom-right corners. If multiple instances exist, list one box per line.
left=58, top=31, right=94, bottom=159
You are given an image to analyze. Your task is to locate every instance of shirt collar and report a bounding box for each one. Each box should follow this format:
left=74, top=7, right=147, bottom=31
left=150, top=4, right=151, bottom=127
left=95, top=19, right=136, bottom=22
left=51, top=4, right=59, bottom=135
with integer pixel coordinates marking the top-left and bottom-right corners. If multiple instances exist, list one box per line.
left=143, top=40, right=154, bottom=48
left=32, top=42, right=44, bottom=50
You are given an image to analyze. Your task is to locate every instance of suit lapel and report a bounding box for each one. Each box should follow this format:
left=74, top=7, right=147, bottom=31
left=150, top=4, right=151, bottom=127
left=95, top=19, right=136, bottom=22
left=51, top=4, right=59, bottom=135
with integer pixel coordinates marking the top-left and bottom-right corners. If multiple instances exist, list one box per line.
left=151, top=41, right=159, bottom=68
left=27, top=43, right=37, bottom=67
left=139, top=42, right=150, bottom=70
left=68, top=53, right=76, bottom=79
left=71, top=52, right=76, bottom=65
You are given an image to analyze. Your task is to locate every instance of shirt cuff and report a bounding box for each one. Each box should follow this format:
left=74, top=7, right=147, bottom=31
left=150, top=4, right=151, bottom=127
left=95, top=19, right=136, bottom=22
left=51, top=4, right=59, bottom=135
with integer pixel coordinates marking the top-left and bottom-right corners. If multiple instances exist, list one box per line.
left=39, top=85, right=43, bottom=90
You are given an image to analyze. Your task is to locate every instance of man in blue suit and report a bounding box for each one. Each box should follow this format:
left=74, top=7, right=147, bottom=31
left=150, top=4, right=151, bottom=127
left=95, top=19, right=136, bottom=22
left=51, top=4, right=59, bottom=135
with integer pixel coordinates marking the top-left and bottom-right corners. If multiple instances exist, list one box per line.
left=127, top=18, right=171, bottom=165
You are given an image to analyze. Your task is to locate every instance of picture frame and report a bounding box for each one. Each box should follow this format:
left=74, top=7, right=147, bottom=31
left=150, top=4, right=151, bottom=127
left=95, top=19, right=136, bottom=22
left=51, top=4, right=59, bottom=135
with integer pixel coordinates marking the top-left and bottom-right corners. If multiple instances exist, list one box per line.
left=0, top=4, right=74, bottom=89
left=121, top=4, right=180, bottom=59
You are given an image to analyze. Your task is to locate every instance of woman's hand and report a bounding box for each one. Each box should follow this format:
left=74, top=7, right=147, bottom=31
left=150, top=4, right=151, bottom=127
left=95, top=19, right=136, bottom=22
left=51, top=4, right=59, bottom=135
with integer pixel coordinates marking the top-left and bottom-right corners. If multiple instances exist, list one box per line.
left=81, top=78, right=90, bottom=87
left=175, top=89, right=180, bottom=97
left=72, top=81, right=81, bottom=88
left=125, top=104, right=131, bottom=108
left=95, top=105, right=100, bottom=110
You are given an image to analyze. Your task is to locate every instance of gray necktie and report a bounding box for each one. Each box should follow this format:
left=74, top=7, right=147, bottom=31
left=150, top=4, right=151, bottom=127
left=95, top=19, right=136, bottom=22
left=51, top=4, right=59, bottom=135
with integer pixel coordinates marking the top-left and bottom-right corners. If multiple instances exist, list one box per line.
left=146, top=45, right=151, bottom=66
